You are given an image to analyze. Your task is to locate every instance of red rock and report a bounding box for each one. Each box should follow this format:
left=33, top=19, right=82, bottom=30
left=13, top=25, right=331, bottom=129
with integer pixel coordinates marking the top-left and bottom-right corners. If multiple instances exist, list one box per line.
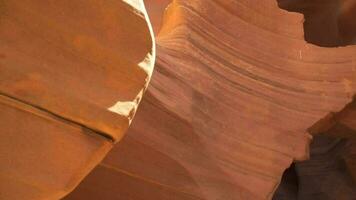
left=3, top=0, right=356, bottom=199
left=64, top=0, right=356, bottom=199
left=144, top=0, right=171, bottom=35
left=0, top=0, right=155, bottom=199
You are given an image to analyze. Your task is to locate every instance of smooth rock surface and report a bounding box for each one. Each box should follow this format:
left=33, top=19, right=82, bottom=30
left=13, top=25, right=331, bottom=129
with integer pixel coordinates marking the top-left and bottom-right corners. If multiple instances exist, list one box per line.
left=0, top=0, right=155, bottom=199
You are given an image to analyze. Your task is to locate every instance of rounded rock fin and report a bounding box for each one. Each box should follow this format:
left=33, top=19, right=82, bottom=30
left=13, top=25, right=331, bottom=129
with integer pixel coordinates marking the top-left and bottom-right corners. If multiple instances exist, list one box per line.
left=106, top=0, right=155, bottom=139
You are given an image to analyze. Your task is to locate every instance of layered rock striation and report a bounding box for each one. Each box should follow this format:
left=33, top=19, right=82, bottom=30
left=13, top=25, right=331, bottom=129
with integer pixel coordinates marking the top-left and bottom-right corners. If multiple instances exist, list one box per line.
left=65, top=0, right=356, bottom=199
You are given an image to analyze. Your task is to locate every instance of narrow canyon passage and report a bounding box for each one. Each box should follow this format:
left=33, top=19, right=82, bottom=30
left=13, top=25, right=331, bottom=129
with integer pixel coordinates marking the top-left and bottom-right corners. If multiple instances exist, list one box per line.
left=274, top=0, right=356, bottom=199
left=63, top=0, right=356, bottom=199
left=2, top=0, right=354, bottom=199
left=277, top=0, right=356, bottom=47
left=273, top=135, right=356, bottom=200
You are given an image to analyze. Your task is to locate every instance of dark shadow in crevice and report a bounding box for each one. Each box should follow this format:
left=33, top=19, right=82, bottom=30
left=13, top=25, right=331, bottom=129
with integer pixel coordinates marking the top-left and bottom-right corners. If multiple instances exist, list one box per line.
left=277, top=0, right=356, bottom=47
left=274, top=94, right=356, bottom=199
left=273, top=135, right=356, bottom=200
left=272, top=163, right=298, bottom=200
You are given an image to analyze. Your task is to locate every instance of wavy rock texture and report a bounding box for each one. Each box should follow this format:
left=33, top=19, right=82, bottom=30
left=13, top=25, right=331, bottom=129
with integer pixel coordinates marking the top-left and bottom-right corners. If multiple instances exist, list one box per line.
left=0, top=0, right=154, bottom=199
left=63, top=0, right=356, bottom=200
left=144, top=0, right=171, bottom=35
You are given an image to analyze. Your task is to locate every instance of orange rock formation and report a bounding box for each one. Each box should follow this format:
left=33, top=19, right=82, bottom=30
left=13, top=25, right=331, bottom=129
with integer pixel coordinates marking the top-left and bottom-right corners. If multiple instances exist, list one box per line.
left=2, top=0, right=356, bottom=200
left=0, top=0, right=155, bottom=199
left=65, top=0, right=356, bottom=199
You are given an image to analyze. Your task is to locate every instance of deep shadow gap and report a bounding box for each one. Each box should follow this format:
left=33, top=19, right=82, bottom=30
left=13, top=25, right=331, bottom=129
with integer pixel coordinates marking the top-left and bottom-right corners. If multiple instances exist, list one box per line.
left=273, top=135, right=356, bottom=200
left=277, top=0, right=356, bottom=47
left=274, top=96, right=356, bottom=199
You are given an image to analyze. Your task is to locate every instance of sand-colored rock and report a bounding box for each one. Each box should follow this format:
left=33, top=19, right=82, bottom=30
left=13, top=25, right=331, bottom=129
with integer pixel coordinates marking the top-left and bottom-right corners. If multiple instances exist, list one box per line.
left=0, top=0, right=155, bottom=199
left=144, top=0, right=171, bottom=35
left=65, top=0, right=356, bottom=199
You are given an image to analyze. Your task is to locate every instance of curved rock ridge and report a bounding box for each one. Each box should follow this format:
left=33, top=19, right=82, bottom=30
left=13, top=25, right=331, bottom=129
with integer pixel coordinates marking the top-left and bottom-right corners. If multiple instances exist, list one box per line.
left=135, top=0, right=356, bottom=198
left=0, top=0, right=155, bottom=199
left=144, top=0, right=172, bottom=35
left=67, top=0, right=356, bottom=199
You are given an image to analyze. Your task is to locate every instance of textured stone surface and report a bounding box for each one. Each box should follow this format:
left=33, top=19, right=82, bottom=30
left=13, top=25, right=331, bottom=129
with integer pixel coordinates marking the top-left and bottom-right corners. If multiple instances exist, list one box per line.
left=64, top=0, right=356, bottom=199
left=0, top=0, right=155, bottom=199
left=2, top=0, right=356, bottom=199
left=144, top=0, right=171, bottom=35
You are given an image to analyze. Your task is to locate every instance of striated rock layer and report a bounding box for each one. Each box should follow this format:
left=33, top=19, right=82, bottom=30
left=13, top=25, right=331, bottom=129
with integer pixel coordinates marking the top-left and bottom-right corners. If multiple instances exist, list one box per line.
left=144, top=0, right=171, bottom=35
left=0, top=0, right=155, bottom=199
left=65, top=0, right=356, bottom=199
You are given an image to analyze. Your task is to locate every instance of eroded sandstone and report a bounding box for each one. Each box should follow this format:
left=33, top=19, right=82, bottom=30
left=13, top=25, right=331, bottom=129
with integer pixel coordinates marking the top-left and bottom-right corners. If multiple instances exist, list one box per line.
left=0, top=0, right=155, bottom=199
left=65, top=0, right=356, bottom=199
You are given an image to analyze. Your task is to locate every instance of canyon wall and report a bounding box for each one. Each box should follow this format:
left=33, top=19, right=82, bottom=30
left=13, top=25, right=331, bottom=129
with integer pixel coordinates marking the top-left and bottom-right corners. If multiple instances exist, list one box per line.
left=0, top=0, right=155, bottom=199
left=64, top=0, right=356, bottom=199
left=1, top=0, right=355, bottom=199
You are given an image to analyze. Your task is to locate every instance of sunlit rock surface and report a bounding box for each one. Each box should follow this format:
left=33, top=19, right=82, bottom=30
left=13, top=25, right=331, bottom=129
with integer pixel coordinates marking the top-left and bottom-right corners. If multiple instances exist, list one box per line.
left=67, top=0, right=356, bottom=200
left=2, top=0, right=356, bottom=199
left=65, top=0, right=356, bottom=199
left=0, top=0, right=155, bottom=199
